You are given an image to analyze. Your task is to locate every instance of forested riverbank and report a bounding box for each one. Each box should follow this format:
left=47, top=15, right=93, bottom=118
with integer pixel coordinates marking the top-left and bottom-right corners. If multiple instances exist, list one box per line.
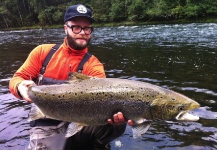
left=0, top=0, right=217, bottom=29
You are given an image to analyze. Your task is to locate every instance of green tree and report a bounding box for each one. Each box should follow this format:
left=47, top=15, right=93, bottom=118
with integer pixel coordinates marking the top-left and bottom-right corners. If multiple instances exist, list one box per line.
left=109, top=0, right=127, bottom=21
left=38, top=6, right=65, bottom=26
left=0, top=5, right=9, bottom=28
left=28, top=0, right=48, bottom=13
left=90, top=0, right=111, bottom=22
left=127, top=0, right=149, bottom=21
left=146, top=0, right=174, bottom=18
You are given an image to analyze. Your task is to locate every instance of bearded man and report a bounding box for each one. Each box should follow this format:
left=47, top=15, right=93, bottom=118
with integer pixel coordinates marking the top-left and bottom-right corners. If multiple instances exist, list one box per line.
left=9, top=4, right=133, bottom=150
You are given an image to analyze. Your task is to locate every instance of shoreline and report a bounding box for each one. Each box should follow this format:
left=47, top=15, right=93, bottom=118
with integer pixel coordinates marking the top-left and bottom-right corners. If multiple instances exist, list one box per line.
left=1, top=17, right=217, bottom=31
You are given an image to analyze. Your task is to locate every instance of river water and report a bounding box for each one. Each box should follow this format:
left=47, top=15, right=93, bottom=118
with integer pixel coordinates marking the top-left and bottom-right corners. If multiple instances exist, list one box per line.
left=0, top=23, right=217, bottom=149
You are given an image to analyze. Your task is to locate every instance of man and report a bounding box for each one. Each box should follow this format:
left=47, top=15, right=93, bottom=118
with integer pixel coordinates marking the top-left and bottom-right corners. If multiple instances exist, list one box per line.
left=9, top=4, right=133, bottom=150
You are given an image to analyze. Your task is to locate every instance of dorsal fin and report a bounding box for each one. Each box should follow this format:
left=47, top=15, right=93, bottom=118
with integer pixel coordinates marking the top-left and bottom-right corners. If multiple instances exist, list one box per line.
left=67, top=72, right=91, bottom=82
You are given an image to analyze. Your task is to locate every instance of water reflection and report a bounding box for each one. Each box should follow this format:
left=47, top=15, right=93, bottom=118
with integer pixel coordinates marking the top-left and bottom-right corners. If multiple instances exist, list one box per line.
left=0, top=23, right=217, bottom=149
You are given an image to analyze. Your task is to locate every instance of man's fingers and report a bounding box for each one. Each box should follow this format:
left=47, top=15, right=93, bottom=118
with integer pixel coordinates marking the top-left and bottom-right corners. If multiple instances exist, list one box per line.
left=113, top=114, right=119, bottom=123
left=127, top=120, right=134, bottom=126
left=19, top=87, right=32, bottom=102
left=107, top=119, right=113, bottom=124
left=22, top=80, right=35, bottom=87
left=108, top=112, right=135, bottom=126
left=21, top=93, right=32, bottom=102
left=113, top=112, right=125, bottom=124
left=18, top=80, right=35, bottom=102
left=117, top=112, right=125, bottom=122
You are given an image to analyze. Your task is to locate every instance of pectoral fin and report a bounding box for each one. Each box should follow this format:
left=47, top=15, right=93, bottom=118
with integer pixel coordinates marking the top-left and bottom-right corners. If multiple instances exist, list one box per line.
left=65, top=122, right=85, bottom=138
left=132, top=120, right=152, bottom=138
left=28, top=103, right=46, bottom=121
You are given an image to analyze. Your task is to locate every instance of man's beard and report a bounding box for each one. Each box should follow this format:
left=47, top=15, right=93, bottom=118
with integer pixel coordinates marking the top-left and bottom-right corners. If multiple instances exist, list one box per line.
left=66, top=34, right=91, bottom=50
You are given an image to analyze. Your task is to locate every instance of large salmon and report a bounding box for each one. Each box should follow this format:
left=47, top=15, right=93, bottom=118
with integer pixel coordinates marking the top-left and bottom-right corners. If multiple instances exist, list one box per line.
left=28, top=73, right=200, bottom=137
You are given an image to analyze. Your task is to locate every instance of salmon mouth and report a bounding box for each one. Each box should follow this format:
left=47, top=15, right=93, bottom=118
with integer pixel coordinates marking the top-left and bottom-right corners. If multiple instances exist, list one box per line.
left=176, top=111, right=199, bottom=121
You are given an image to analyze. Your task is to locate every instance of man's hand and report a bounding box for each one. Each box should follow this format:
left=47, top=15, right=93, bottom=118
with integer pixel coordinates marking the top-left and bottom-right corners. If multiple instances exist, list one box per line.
left=17, top=80, right=35, bottom=102
left=108, top=112, right=134, bottom=126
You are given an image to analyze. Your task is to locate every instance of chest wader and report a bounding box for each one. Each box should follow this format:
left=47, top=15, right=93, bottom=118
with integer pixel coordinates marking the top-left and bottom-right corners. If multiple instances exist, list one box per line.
left=28, top=45, right=127, bottom=150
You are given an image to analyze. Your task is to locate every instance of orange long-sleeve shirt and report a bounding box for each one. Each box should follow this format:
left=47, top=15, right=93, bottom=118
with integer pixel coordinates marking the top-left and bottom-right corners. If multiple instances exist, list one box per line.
left=9, top=38, right=106, bottom=99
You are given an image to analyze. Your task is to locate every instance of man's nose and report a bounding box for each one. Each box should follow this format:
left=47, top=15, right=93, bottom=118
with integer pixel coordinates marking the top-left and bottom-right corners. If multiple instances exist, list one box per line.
left=79, top=29, right=86, bottom=35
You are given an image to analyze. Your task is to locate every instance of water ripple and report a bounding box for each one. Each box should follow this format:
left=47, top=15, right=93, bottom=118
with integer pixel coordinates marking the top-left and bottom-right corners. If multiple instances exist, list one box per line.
left=92, top=23, right=217, bottom=48
left=179, top=87, right=217, bottom=96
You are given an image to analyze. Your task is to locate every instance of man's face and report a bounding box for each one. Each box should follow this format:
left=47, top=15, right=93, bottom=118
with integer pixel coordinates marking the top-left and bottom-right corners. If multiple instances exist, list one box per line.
left=64, top=17, right=92, bottom=50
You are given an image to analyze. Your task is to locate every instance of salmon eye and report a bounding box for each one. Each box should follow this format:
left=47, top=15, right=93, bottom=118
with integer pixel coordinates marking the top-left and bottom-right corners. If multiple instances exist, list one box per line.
left=178, top=106, right=184, bottom=111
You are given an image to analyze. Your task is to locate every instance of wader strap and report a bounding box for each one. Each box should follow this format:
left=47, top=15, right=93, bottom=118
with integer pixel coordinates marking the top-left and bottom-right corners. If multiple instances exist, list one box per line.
left=30, top=119, right=62, bottom=127
left=40, top=44, right=61, bottom=75
left=77, top=52, right=92, bottom=73
left=40, top=44, right=92, bottom=75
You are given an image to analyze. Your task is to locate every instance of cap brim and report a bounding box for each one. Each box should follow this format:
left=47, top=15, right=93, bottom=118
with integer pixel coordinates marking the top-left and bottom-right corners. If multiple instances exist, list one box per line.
left=65, top=15, right=95, bottom=23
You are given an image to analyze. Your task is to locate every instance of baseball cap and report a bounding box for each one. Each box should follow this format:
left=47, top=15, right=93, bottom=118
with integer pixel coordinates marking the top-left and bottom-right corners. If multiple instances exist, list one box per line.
left=64, top=4, right=95, bottom=23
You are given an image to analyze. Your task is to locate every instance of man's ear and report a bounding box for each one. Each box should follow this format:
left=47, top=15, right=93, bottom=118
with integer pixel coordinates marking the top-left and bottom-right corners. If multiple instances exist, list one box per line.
left=64, top=25, right=67, bottom=34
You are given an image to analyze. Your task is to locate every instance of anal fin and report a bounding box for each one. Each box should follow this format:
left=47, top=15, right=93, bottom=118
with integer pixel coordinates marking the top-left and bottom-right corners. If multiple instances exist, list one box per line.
left=65, top=122, right=85, bottom=138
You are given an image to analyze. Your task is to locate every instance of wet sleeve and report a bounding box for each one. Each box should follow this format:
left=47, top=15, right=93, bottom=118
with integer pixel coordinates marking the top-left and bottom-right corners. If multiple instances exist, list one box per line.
left=9, top=45, right=48, bottom=99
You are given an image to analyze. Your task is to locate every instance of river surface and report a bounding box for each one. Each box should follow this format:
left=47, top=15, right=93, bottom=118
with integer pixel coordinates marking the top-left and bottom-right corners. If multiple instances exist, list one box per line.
left=0, top=23, right=217, bottom=150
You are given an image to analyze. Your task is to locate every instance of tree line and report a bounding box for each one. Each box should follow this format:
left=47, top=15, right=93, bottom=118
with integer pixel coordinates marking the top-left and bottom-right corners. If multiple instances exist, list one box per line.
left=0, top=0, right=217, bottom=29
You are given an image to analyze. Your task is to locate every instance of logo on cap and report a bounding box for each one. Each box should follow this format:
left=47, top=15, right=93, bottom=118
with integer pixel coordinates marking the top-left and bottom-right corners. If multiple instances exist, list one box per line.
left=77, top=5, right=87, bottom=14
